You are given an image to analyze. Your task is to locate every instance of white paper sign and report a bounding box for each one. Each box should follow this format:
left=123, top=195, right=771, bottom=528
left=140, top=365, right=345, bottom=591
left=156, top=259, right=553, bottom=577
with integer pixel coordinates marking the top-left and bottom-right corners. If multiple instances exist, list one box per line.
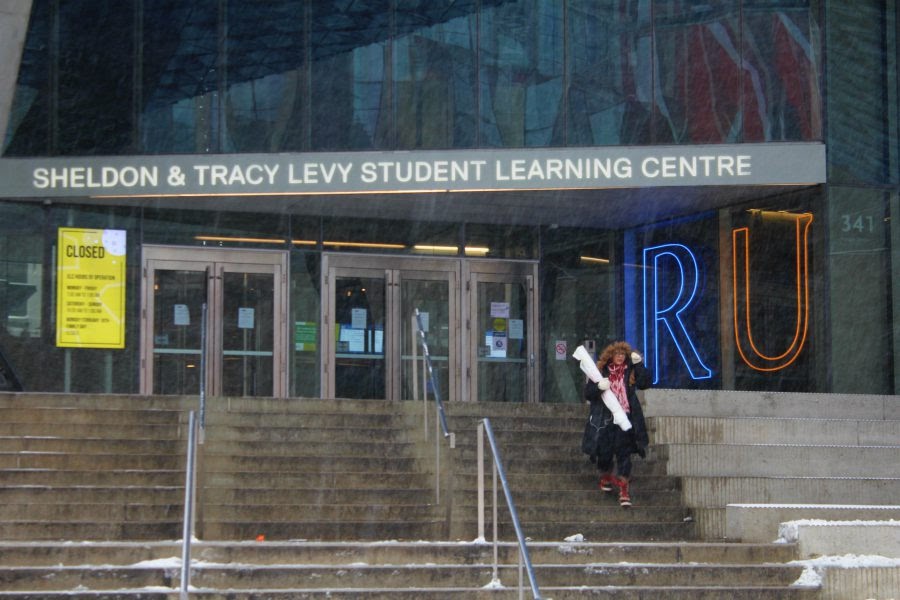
left=346, top=328, right=365, bottom=352
left=238, top=307, right=255, bottom=329
left=508, top=319, right=524, bottom=339
left=416, top=311, right=429, bottom=333
left=491, top=332, right=508, bottom=358
left=173, top=304, right=190, bottom=326
left=351, top=308, right=367, bottom=329
left=490, top=302, right=510, bottom=318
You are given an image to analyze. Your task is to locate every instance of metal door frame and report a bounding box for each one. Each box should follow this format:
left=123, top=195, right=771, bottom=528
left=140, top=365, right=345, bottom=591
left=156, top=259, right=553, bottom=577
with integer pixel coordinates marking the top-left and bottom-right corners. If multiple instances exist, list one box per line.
left=322, top=254, right=539, bottom=403
left=462, top=259, right=540, bottom=403
left=321, top=253, right=460, bottom=401
left=140, top=245, right=288, bottom=397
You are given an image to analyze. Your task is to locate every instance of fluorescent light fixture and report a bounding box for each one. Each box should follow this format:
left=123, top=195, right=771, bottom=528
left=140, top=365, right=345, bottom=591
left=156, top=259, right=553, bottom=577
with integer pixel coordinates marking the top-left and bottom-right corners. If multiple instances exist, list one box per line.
left=580, top=255, right=610, bottom=264
left=195, top=235, right=285, bottom=244
left=463, top=246, right=490, bottom=256
left=413, top=245, right=459, bottom=255
left=321, top=241, right=405, bottom=249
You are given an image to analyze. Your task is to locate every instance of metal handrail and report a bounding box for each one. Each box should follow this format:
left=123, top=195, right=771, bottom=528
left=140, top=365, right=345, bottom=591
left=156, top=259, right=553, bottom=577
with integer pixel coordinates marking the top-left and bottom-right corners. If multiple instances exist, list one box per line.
left=180, top=411, right=199, bottom=599
left=413, top=308, right=451, bottom=438
left=198, top=302, right=207, bottom=440
left=412, top=308, right=456, bottom=504
left=478, top=418, right=542, bottom=599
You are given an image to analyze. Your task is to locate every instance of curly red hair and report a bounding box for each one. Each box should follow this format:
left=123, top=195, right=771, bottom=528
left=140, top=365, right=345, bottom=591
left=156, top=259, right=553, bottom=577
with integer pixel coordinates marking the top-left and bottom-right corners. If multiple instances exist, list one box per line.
left=597, top=341, right=632, bottom=368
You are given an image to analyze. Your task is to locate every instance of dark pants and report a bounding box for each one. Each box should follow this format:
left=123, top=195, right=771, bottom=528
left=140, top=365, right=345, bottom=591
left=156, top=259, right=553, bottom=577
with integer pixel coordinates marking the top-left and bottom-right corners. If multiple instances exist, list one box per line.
left=592, top=414, right=636, bottom=478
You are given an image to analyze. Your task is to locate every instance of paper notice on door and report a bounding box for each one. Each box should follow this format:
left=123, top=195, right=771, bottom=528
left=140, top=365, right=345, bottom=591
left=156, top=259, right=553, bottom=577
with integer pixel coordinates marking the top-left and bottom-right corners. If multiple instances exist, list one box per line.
left=238, top=307, right=255, bottom=329
left=351, top=308, right=367, bottom=329
left=491, top=331, right=507, bottom=358
left=490, top=302, right=510, bottom=318
left=508, top=319, right=524, bottom=339
left=174, top=304, right=190, bottom=326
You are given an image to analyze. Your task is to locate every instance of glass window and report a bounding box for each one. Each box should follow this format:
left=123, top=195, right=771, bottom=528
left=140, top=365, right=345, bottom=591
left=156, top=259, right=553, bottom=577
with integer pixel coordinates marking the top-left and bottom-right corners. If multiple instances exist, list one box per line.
left=825, top=1, right=886, bottom=184
left=465, top=223, right=537, bottom=259
left=141, top=208, right=289, bottom=248
left=540, top=226, right=616, bottom=403
left=567, top=0, right=653, bottom=146
left=223, top=1, right=308, bottom=153
left=653, top=1, right=742, bottom=144
left=321, top=217, right=460, bottom=255
left=742, top=1, right=823, bottom=142
left=141, top=0, right=220, bottom=153
left=290, top=247, right=320, bottom=396
left=479, top=0, right=564, bottom=147
left=309, top=0, right=391, bottom=150
left=394, top=0, right=478, bottom=148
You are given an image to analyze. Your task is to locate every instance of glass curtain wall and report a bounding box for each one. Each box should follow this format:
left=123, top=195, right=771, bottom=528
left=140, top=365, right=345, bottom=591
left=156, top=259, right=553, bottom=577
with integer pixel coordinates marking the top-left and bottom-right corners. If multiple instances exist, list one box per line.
left=6, top=0, right=824, bottom=156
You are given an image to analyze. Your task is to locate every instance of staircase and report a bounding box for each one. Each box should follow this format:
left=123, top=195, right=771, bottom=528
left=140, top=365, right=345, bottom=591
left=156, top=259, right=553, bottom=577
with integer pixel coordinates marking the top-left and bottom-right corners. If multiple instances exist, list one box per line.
left=0, top=390, right=840, bottom=597
left=0, top=539, right=817, bottom=599
left=643, top=388, right=900, bottom=540
left=0, top=393, right=189, bottom=541
left=443, top=401, right=697, bottom=542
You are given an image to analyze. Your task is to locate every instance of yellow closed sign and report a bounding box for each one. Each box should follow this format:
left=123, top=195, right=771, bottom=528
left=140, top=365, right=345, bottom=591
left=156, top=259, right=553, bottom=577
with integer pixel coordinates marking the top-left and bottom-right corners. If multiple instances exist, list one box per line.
left=56, top=227, right=127, bottom=348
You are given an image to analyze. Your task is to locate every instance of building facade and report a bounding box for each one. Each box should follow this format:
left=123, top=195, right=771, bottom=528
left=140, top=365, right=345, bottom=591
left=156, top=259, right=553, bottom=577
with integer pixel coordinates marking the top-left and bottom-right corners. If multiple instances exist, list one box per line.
left=0, top=0, right=897, bottom=403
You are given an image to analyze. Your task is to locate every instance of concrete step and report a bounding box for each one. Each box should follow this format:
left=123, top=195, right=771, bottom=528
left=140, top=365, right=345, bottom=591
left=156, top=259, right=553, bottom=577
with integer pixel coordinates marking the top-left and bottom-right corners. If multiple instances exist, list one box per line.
left=201, top=454, right=422, bottom=472
left=200, top=518, right=447, bottom=541
left=0, top=422, right=179, bottom=439
left=0, top=540, right=803, bottom=567
left=200, top=502, right=441, bottom=521
left=644, top=388, right=898, bottom=420
left=0, top=589, right=819, bottom=599
left=206, top=470, right=429, bottom=488
left=0, top=486, right=182, bottom=504
left=727, top=503, right=900, bottom=543
left=202, top=439, right=418, bottom=457
left=0, top=452, right=183, bottom=470
left=0, top=540, right=816, bottom=597
left=0, top=469, right=183, bottom=486
left=205, top=410, right=406, bottom=429
left=0, top=437, right=182, bottom=454
left=201, top=487, right=431, bottom=505
left=204, top=426, right=415, bottom=444
left=453, top=471, right=682, bottom=492
left=662, top=443, right=900, bottom=477
left=0, top=502, right=183, bottom=521
left=649, top=415, right=900, bottom=446
left=680, top=475, right=900, bottom=506
left=0, top=407, right=185, bottom=426
left=0, top=393, right=192, bottom=411
left=0, top=521, right=182, bottom=541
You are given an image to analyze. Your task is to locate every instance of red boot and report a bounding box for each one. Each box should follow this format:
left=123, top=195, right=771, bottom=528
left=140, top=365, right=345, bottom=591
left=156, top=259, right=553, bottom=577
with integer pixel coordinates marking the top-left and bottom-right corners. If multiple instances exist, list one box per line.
left=615, top=477, right=632, bottom=507
left=598, top=473, right=614, bottom=492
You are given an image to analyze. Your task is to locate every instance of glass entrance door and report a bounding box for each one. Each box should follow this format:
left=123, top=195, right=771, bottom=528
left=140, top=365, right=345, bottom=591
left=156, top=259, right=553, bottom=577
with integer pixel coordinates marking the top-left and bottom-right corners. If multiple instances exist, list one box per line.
left=322, top=254, right=537, bottom=403
left=140, top=246, right=287, bottom=397
left=464, top=260, right=539, bottom=403
left=322, top=255, right=457, bottom=402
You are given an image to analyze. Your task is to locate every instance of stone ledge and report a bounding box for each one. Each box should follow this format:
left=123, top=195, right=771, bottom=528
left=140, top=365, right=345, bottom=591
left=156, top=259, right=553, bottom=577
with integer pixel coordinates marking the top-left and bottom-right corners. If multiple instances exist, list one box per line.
left=778, top=519, right=900, bottom=559
left=725, top=503, right=900, bottom=543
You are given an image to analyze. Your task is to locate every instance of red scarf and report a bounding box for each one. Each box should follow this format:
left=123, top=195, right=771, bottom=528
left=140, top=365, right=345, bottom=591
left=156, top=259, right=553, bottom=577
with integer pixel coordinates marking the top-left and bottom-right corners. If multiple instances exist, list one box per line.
left=607, top=363, right=629, bottom=413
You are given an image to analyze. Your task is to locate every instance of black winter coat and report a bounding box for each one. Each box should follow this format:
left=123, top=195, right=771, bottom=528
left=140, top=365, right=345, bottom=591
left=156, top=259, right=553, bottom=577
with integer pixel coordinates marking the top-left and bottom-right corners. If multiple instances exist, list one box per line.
left=582, top=357, right=651, bottom=458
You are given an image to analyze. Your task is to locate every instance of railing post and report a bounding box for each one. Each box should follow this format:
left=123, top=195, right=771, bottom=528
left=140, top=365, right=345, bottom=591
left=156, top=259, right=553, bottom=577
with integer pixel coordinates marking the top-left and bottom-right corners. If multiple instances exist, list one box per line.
left=477, top=421, right=485, bottom=541
left=199, top=302, right=207, bottom=444
left=180, top=411, right=198, bottom=599
left=480, top=418, right=543, bottom=599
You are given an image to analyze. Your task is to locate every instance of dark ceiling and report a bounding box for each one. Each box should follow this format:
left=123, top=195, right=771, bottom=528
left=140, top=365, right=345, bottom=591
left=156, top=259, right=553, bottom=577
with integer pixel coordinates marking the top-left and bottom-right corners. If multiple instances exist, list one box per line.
left=47, top=183, right=818, bottom=230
